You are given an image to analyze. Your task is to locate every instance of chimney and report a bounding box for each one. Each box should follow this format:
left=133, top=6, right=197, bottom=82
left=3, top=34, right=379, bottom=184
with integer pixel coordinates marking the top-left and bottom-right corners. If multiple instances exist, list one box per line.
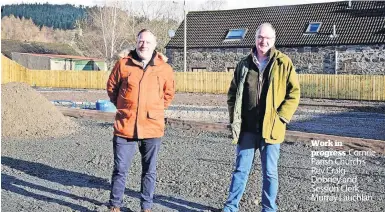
left=347, top=0, right=352, bottom=9
left=330, top=25, right=338, bottom=38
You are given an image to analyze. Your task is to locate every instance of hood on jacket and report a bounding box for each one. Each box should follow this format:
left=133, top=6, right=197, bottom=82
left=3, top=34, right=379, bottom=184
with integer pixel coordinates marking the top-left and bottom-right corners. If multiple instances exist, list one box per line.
left=123, top=49, right=168, bottom=66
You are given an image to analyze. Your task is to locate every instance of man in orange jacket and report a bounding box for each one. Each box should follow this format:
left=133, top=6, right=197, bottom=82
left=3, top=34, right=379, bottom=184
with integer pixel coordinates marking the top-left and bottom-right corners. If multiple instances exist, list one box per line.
left=106, top=29, right=175, bottom=212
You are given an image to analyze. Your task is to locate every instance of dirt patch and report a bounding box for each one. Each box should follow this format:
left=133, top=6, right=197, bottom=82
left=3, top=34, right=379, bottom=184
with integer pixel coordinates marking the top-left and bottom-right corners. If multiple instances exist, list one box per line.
left=1, top=82, right=76, bottom=139
left=38, top=89, right=109, bottom=103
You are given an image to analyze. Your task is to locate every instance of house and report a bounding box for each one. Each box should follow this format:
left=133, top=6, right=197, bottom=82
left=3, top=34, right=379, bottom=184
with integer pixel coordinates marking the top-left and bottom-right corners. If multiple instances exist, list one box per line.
left=11, top=52, right=106, bottom=71
left=1, top=39, right=106, bottom=71
left=166, top=1, right=385, bottom=75
left=1, top=39, right=80, bottom=58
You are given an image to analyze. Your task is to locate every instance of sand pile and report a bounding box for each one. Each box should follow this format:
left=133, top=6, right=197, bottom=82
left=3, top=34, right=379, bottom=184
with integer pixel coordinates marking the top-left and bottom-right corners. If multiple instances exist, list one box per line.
left=1, top=82, right=76, bottom=139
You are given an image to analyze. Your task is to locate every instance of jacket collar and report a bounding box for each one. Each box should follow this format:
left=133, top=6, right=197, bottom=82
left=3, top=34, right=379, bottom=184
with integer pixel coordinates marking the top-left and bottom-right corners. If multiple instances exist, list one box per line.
left=250, top=46, right=277, bottom=60
left=124, top=49, right=168, bottom=67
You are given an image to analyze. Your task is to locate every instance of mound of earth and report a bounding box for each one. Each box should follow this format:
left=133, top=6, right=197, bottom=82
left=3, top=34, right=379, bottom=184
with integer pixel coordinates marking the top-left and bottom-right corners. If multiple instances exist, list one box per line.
left=1, top=82, right=77, bottom=139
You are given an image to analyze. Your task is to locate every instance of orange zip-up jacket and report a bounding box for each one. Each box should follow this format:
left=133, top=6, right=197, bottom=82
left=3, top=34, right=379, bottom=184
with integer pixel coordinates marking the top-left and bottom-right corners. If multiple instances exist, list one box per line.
left=107, top=50, right=175, bottom=139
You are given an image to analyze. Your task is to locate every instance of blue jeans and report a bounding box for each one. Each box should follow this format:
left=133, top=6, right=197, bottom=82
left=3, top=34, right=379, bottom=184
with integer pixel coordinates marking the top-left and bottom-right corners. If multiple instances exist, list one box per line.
left=109, top=135, right=161, bottom=210
left=224, top=132, right=280, bottom=212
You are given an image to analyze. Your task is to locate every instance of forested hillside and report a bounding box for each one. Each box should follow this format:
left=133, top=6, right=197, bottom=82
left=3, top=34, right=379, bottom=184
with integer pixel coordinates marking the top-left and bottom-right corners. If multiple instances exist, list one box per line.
left=1, top=1, right=224, bottom=69
left=1, top=3, right=86, bottom=29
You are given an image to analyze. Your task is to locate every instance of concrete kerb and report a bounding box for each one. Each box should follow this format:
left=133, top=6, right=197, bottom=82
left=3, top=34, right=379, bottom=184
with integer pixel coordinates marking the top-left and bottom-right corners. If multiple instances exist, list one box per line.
left=58, top=107, right=385, bottom=154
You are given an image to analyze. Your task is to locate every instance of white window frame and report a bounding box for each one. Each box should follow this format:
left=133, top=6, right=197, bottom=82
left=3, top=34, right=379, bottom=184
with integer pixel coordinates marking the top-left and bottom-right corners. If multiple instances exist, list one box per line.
left=306, top=22, right=322, bottom=33
left=224, top=28, right=248, bottom=41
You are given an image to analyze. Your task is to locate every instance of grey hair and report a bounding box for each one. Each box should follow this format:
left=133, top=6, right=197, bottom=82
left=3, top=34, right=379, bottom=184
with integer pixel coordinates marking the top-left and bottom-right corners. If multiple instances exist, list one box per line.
left=137, top=29, right=157, bottom=42
left=255, top=23, right=276, bottom=38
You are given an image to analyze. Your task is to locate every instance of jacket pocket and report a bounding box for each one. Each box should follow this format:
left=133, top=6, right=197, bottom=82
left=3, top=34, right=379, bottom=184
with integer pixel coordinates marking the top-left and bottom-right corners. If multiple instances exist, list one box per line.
left=157, top=76, right=163, bottom=100
left=147, top=110, right=164, bottom=120
left=148, top=75, right=163, bottom=101
left=120, top=72, right=131, bottom=97
left=231, top=122, right=241, bottom=144
left=114, top=110, right=134, bottom=132
left=117, top=109, right=133, bottom=119
left=270, top=112, right=286, bottom=140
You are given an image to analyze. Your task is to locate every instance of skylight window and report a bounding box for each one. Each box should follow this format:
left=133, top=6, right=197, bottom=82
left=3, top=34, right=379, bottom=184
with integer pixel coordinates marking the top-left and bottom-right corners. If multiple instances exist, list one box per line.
left=306, top=22, right=322, bottom=33
left=225, top=29, right=247, bottom=40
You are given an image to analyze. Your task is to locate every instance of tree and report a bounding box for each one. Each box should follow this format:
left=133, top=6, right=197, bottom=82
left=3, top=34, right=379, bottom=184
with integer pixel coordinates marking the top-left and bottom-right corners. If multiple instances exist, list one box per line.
left=1, top=15, right=77, bottom=44
left=197, top=0, right=227, bottom=11
left=77, top=1, right=133, bottom=69
left=1, top=1, right=226, bottom=69
left=1, top=3, right=87, bottom=30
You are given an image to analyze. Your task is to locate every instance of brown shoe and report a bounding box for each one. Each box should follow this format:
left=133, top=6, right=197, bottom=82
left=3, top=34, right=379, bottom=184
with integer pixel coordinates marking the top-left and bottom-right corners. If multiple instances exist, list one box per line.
left=110, top=207, right=120, bottom=212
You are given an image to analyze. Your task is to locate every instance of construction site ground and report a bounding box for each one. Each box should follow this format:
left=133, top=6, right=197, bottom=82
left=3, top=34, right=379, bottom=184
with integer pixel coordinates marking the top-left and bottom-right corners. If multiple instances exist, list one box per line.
left=1, top=86, right=384, bottom=212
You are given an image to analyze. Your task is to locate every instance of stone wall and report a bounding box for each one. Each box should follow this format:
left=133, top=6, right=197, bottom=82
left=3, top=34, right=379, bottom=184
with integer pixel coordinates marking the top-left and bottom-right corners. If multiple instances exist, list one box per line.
left=166, top=48, right=250, bottom=72
left=166, top=44, right=385, bottom=75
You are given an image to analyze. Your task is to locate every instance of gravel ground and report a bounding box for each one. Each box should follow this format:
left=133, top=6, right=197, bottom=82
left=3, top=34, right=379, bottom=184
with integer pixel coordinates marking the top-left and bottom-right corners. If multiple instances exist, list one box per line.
left=164, top=105, right=385, bottom=141
left=37, top=88, right=385, bottom=109
left=37, top=89, right=385, bottom=140
left=2, top=118, right=385, bottom=212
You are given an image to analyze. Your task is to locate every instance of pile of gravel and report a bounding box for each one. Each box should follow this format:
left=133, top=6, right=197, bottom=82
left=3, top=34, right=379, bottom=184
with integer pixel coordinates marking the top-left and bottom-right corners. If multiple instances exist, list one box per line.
left=1, top=82, right=77, bottom=139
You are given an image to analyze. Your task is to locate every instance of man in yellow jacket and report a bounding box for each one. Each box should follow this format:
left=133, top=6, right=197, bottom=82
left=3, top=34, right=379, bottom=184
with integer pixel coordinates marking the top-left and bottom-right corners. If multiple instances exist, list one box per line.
left=223, top=23, right=300, bottom=212
left=107, top=29, right=175, bottom=212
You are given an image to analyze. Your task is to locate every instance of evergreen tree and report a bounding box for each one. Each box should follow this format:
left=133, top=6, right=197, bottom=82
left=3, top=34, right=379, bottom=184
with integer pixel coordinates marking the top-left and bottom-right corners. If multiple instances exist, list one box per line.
left=1, top=3, right=87, bottom=30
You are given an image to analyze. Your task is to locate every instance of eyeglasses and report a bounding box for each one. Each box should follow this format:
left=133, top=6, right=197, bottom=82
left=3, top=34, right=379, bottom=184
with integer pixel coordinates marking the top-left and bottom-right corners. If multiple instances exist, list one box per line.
left=257, top=35, right=275, bottom=41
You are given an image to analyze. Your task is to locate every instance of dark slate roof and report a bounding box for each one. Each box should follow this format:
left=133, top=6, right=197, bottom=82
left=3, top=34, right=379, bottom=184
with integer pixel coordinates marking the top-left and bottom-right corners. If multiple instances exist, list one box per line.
left=166, top=1, right=385, bottom=48
left=1, top=39, right=81, bottom=58
left=16, top=53, right=105, bottom=61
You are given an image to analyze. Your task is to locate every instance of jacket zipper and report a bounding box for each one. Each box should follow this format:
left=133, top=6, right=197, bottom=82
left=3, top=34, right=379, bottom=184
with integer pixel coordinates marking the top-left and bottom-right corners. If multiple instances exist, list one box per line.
left=256, top=56, right=274, bottom=107
left=256, top=73, right=263, bottom=106
left=134, top=63, right=149, bottom=138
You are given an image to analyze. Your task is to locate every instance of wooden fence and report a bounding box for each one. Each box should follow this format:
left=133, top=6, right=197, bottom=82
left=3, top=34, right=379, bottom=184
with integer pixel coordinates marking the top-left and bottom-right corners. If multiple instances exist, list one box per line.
left=1, top=54, right=29, bottom=84
left=2, top=54, right=385, bottom=101
left=299, top=74, right=385, bottom=101
left=2, top=54, right=109, bottom=89
left=173, top=72, right=385, bottom=101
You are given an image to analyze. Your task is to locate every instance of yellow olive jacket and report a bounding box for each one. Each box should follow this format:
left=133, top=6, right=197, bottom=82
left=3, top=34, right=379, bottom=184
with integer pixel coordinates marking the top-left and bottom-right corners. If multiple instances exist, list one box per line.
left=227, top=48, right=300, bottom=144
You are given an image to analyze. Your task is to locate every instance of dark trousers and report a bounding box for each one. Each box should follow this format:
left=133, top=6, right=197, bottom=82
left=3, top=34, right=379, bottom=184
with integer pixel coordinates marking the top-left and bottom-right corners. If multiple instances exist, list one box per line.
left=109, top=135, right=161, bottom=210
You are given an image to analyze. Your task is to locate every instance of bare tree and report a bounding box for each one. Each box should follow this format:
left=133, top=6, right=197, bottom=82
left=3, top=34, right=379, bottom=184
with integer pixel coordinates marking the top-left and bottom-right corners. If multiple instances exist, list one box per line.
left=128, top=1, right=181, bottom=53
left=198, top=0, right=227, bottom=11
left=0, top=0, right=227, bottom=69
left=78, top=0, right=134, bottom=69
left=1, top=15, right=76, bottom=44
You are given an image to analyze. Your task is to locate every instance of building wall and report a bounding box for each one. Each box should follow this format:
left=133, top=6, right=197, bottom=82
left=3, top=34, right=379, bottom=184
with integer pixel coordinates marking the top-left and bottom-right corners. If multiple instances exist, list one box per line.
left=74, top=60, right=106, bottom=71
left=99, top=61, right=107, bottom=71
left=10, top=53, right=107, bottom=71
left=11, top=52, right=50, bottom=70
left=280, top=45, right=385, bottom=75
left=166, top=44, right=385, bottom=75
left=50, top=59, right=76, bottom=70
left=166, top=48, right=250, bottom=72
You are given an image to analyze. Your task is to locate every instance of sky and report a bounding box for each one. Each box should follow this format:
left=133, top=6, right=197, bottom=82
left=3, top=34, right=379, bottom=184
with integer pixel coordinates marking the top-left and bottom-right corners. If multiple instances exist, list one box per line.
left=2, top=0, right=343, bottom=9
left=225, top=0, right=342, bottom=9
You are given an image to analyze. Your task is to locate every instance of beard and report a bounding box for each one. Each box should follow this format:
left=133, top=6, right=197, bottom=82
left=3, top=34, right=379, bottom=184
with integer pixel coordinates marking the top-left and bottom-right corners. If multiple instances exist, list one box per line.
left=136, top=49, right=153, bottom=60
left=257, top=45, right=270, bottom=55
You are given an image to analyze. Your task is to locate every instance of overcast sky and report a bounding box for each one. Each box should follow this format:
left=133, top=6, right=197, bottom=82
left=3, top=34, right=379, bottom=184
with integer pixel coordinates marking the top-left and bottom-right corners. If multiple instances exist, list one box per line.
left=2, top=0, right=343, bottom=9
